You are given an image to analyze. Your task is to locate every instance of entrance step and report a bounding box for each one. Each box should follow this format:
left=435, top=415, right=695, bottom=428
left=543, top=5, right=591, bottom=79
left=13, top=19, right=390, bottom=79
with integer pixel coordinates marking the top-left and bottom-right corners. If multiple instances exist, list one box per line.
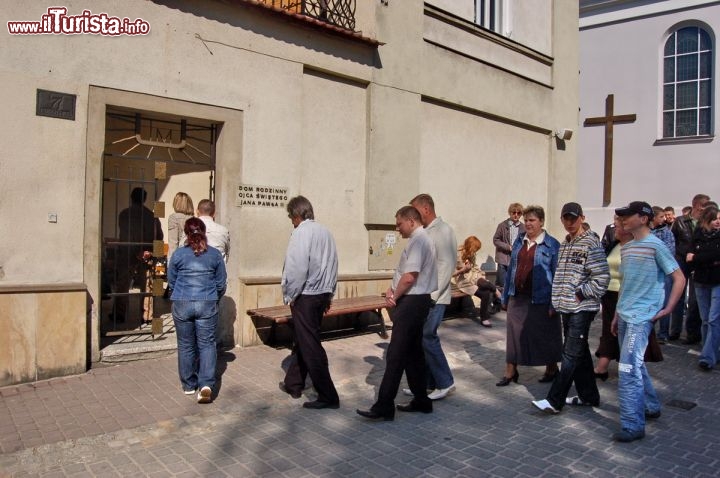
left=100, top=315, right=177, bottom=363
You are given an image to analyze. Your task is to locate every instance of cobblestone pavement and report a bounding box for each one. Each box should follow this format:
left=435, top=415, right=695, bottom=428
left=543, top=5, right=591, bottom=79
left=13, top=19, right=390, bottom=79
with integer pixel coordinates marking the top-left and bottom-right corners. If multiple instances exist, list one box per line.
left=1, top=312, right=719, bottom=477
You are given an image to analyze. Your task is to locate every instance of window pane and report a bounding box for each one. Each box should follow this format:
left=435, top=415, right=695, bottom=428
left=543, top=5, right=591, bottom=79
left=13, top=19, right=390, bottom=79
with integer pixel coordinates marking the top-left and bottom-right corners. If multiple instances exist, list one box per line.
left=700, top=29, right=712, bottom=51
left=699, top=108, right=711, bottom=135
left=676, top=110, right=697, bottom=136
left=700, top=51, right=711, bottom=79
left=663, top=112, right=674, bottom=138
left=664, top=84, right=675, bottom=110
left=677, top=27, right=698, bottom=53
left=677, top=54, right=698, bottom=81
left=664, top=33, right=676, bottom=56
left=700, top=80, right=711, bottom=107
left=676, top=82, right=698, bottom=108
left=660, top=26, right=711, bottom=138
left=664, top=57, right=675, bottom=83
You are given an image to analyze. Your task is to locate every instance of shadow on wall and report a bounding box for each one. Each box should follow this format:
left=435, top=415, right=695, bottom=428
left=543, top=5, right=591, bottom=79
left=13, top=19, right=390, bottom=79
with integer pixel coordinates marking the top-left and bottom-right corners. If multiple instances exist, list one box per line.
left=219, top=295, right=236, bottom=348
left=149, top=0, right=381, bottom=67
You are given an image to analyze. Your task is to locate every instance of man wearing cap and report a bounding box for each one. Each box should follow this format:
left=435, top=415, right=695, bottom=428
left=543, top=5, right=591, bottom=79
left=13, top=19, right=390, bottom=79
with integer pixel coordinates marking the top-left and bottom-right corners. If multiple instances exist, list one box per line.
left=532, top=202, right=609, bottom=415
left=610, top=201, right=685, bottom=442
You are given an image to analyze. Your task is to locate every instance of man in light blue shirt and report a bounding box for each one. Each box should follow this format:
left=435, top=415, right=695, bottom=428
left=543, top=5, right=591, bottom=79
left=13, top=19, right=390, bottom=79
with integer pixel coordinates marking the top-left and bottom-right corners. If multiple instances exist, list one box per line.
left=280, top=196, right=340, bottom=410
left=611, top=201, right=685, bottom=443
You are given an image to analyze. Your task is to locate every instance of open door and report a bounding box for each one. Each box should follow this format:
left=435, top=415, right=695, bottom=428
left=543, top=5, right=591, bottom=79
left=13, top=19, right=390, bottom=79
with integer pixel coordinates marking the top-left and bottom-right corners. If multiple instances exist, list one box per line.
left=100, top=106, right=218, bottom=339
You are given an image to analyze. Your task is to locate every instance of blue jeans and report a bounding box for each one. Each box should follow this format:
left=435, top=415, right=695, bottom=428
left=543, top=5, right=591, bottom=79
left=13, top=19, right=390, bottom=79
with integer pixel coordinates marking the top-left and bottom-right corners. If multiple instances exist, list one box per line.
left=617, top=319, right=661, bottom=433
left=423, top=303, right=454, bottom=390
left=172, top=300, right=218, bottom=392
left=697, top=284, right=720, bottom=368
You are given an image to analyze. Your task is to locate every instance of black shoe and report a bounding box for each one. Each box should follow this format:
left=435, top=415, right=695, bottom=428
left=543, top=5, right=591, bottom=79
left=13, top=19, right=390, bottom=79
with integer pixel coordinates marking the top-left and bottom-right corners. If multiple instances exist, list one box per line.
left=496, top=370, right=519, bottom=387
left=356, top=408, right=394, bottom=421
left=668, top=334, right=680, bottom=341
left=538, top=372, right=557, bottom=383
left=594, top=371, right=609, bottom=382
left=682, top=336, right=700, bottom=345
left=396, top=401, right=432, bottom=414
left=303, top=400, right=339, bottom=410
left=279, top=382, right=301, bottom=399
left=645, top=410, right=661, bottom=419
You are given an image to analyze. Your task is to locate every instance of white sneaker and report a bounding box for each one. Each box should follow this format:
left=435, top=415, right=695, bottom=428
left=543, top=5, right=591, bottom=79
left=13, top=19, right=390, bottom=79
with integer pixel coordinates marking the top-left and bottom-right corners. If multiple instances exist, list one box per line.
left=428, top=385, right=456, bottom=401
left=183, top=389, right=196, bottom=395
left=197, top=386, right=212, bottom=404
left=532, top=399, right=559, bottom=414
left=403, top=388, right=433, bottom=396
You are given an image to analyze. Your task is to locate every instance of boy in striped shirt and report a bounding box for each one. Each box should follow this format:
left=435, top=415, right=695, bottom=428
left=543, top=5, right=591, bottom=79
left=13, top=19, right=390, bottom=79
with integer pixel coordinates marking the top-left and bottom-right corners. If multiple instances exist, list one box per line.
left=611, top=201, right=685, bottom=442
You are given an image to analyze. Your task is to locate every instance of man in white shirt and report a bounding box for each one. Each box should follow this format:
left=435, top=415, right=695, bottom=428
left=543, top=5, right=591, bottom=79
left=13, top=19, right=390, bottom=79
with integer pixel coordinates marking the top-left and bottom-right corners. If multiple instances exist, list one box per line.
left=357, top=205, right=438, bottom=421
left=197, top=199, right=230, bottom=263
left=409, top=194, right=457, bottom=401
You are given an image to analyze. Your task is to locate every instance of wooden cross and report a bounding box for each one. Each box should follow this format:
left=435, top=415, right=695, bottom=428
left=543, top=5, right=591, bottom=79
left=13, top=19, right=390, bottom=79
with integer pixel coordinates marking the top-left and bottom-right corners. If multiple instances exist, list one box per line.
left=583, top=94, right=636, bottom=206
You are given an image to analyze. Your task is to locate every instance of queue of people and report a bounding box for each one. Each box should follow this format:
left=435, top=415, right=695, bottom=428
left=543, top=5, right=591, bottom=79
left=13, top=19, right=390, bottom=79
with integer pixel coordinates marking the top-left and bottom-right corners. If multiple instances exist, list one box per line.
left=159, top=190, right=716, bottom=446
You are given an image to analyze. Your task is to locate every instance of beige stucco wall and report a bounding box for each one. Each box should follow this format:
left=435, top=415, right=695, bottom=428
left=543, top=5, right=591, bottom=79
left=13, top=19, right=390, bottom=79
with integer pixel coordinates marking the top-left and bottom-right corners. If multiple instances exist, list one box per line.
left=0, top=0, right=578, bottom=383
left=418, top=101, right=551, bottom=244
left=0, top=286, right=87, bottom=386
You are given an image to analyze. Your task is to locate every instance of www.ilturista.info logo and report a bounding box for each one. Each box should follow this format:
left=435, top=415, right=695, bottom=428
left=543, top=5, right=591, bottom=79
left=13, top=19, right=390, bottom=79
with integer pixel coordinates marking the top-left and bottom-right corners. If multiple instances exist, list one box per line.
left=7, top=7, right=150, bottom=35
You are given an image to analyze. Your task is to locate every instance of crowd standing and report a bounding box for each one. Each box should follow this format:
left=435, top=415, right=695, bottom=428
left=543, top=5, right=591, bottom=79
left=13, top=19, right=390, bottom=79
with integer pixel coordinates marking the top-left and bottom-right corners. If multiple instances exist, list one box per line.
left=162, top=190, right=715, bottom=444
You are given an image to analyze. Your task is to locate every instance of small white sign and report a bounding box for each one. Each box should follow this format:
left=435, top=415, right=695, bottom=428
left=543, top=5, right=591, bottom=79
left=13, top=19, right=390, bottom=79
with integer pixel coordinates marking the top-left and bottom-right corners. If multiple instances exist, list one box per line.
left=236, top=184, right=289, bottom=209
left=385, top=233, right=396, bottom=245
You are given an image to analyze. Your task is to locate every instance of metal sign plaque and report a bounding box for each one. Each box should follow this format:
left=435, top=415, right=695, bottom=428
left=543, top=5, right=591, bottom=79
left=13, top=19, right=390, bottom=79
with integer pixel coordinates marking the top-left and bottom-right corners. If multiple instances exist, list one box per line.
left=36, top=89, right=76, bottom=120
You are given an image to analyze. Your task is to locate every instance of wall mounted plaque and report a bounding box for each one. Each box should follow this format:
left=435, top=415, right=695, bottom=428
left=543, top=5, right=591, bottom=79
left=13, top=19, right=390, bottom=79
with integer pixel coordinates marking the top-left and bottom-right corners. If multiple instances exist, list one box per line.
left=36, top=89, right=76, bottom=120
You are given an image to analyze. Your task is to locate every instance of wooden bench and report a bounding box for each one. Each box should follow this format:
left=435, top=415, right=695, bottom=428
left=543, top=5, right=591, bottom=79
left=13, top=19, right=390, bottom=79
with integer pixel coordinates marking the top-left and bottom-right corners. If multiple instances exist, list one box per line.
left=247, top=295, right=390, bottom=343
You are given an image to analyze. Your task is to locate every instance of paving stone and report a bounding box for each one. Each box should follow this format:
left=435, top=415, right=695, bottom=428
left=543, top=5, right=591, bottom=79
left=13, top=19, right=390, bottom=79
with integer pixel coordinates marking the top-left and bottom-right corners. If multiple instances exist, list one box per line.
left=1, top=313, right=717, bottom=477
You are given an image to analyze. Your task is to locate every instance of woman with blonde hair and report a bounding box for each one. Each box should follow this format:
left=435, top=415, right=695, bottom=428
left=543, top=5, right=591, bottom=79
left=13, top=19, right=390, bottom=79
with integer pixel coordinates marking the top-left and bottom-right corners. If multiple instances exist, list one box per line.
left=452, top=235, right=501, bottom=327
left=167, top=192, right=195, bottom=259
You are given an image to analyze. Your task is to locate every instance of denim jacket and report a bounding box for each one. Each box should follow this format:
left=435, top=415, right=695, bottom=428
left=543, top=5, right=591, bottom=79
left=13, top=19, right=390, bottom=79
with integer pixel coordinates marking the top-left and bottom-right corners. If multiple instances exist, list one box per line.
left=503, top=231, right=560, bottom=305
left=168, top=245, right=227, bottom=301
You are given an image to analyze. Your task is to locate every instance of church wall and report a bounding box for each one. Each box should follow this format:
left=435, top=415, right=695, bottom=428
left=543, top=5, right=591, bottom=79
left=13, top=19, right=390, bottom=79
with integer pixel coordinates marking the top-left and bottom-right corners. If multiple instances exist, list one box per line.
left=579, top=3, right=720, bottom=229
left=0, top=0, right=579, bottom=382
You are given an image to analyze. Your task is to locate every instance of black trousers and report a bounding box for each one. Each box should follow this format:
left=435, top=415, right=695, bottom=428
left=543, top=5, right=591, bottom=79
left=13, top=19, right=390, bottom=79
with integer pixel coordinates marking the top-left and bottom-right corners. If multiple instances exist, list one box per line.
left=372, top=294, right=432, bottom=414
left=546, top=311, right=600, bottom=410
left=284, top=293, right=339, bottom=404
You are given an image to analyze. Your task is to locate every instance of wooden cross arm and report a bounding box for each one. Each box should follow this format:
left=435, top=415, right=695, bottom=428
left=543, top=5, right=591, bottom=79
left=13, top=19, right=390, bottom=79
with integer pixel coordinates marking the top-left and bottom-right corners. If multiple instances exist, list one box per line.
left=583, top=114, right=637, bottom=126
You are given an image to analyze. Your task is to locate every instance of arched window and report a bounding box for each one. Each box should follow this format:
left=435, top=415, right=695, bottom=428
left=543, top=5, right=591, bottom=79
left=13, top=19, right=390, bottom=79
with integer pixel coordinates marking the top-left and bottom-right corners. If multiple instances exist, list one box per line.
left=662, top=26, right=713, bottom=138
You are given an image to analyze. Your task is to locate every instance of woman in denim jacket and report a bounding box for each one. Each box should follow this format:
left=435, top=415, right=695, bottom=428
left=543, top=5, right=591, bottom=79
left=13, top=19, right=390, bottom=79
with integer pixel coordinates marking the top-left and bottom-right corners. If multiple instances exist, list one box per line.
left=168, top=217, right=227, bottom=403
left=497, top=205, right=561, bottom=386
